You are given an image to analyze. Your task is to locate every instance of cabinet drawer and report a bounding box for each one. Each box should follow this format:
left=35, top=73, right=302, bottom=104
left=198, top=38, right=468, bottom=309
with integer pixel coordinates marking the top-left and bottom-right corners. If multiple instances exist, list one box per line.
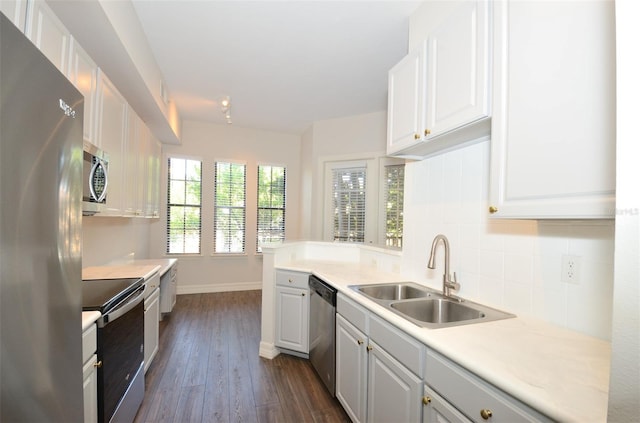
left=370, top=313, right=424, bottom=377
left=426, top=350, right=551, bottom=423
left=82, top=323, right=97, bottom=364
left=276, top=270, right=310, bottom=289
left=337, top=293, right=368, bottom=333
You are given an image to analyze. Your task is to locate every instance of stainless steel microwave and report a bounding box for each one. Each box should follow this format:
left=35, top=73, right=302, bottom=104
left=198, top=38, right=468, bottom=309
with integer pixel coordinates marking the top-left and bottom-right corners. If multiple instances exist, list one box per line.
left=83, top=141, right=109, bottom=216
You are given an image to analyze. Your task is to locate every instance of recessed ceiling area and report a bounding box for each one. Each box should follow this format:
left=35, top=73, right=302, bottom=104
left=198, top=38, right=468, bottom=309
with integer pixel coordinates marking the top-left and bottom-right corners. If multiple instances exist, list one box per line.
left=131, top=1, right=421, bottom=134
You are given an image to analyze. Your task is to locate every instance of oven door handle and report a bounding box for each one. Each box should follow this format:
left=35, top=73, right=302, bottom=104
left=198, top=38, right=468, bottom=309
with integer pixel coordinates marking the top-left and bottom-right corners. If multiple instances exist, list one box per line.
left=98, top=286, right=145, bottom=328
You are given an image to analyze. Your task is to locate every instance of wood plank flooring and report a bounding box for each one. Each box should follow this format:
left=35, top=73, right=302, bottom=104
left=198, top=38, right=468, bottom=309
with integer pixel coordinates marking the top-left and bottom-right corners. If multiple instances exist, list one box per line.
left=133, top=290, right=350, bottom=423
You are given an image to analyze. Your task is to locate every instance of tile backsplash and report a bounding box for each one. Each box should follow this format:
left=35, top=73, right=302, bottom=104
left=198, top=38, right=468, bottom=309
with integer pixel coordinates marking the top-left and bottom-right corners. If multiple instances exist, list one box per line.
left=401, top=141, right=614, bottom=340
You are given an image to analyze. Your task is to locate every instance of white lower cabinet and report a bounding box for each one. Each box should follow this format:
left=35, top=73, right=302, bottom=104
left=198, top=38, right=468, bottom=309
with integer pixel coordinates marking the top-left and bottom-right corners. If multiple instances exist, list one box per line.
left=144, top=279, right=160, bottom=373
left=422, top=384, right=470, bottom=423
left=425, top=350, right=551, bottom=423
left=275, top=270, right=309, bottom=354
left=82, top=323, right=98, bottom=423
left=336, top=293, right=424, bottom=423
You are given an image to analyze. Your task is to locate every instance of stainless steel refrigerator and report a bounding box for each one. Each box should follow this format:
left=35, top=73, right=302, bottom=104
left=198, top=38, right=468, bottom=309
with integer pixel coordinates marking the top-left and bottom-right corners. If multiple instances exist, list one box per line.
left=1, top=14, right=84, bottom=421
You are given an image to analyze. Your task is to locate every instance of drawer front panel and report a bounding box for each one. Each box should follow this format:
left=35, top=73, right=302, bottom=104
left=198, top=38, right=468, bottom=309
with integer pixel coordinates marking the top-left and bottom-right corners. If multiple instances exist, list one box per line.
left=369, top=313, right=424, bottom=376
left=337, top=293, right=368, bottom=333
left=82, top=323, right=97, bottom=364
left=426, top=350, right=550, bottom=423
left=275, top=270, right=310, bottom=289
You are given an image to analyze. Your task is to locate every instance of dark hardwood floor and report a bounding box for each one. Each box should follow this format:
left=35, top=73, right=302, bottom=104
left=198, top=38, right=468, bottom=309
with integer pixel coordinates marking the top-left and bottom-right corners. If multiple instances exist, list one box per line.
left=134, top=290, right=350, bottom=423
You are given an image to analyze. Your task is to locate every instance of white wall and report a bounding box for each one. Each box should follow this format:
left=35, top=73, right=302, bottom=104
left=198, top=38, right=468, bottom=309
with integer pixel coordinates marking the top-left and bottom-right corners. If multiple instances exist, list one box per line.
left=400, top=141, right=614, bottom=339
left=608, top=0, right=640, bottom=419
left=304, top=111, right=388, bottom=240
left=147, top=120, right=302, bottom=292
left=82, top=216, right=152, bottom=266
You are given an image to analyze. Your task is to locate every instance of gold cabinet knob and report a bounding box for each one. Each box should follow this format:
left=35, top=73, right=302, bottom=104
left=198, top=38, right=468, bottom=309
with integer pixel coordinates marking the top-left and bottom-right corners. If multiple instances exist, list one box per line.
left=488, top=206, right=498, bottom=214
left=357, top=339, right=363, bottom=345
left=424, top=129, right=431, bottom=136
left=94, top=360, right=102, bottom=368
left=301, top=292, right=305, bottom=297
left=414, top=133, right=420, bottom=140
left=422, top=396, right=432, bottom=405
left=366, top=345, right=373, bottom=352
left=480, top=409, right=493, bottom=420
left=288, top=278, right=293, bottom=283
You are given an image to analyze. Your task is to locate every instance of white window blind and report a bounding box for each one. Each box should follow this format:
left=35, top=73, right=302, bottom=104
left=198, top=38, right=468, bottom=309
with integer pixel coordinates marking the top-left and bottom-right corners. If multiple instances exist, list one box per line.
left=257, top=165, right=286, bottom=252
left=214, top=162, right=246, bottom=253
left=166, top=158, right=202, bottom=254
left=384, top=164, right=404, bottom=248
left=332, top=166, right=366, bottom=243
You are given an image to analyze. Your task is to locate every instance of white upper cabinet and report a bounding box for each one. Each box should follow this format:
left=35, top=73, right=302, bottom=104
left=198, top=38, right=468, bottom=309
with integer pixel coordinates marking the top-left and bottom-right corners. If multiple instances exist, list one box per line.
left=387, top=0, right=491, bottom=159
left=25, top=0, right=70, bottom=74
left=1, top=0, right=28, bottom=31
left=95, top=70, right=127, bottom=216
left=67, top=38, right=98, bottom=144
left=488, top=0, right=616, bottom=219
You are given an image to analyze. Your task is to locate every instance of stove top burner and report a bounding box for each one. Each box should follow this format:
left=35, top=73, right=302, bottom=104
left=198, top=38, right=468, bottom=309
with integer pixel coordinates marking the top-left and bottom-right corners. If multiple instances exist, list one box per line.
left=82, top=277, right=143, bottom=313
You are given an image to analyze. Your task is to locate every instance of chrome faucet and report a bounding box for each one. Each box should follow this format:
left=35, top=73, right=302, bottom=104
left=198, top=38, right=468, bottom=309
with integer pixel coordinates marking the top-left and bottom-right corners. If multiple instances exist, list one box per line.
left=427, top=234, right=460, bottom=298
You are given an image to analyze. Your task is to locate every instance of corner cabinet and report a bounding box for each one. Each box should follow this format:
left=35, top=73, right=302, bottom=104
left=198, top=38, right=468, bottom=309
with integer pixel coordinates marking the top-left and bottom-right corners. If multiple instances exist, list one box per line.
left=274, top=270, right=309, bottom=355
left=488, top=0, right=615, bottom=219
left=387, top=0, right=491, bottom=159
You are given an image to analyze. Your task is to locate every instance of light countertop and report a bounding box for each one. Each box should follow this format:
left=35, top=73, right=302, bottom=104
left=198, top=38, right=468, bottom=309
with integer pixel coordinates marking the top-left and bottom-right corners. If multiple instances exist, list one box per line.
left=129, top=258, right=177, bottom=277
left=82, top=311, right=100, bottom=331
left=277, top=260, right=610, bottom=423
left=82, top=264, right=161, bottom=281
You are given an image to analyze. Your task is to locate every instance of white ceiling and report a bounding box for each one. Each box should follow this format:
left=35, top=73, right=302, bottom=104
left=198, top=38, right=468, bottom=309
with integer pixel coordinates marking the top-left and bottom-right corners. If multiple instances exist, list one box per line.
left=131, top=1, right=421, bottom=134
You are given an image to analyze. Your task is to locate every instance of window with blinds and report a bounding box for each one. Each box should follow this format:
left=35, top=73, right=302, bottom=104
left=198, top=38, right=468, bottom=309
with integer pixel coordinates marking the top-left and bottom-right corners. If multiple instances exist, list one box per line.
left=167, top=158, right=202, bottom=254
left=214, top=161, right=246, bottom=253
left=332, top=166, right=366, bottom=243
left=257, top=165, right=286, bottom=252
left=384, top=164, right=404, bottom=248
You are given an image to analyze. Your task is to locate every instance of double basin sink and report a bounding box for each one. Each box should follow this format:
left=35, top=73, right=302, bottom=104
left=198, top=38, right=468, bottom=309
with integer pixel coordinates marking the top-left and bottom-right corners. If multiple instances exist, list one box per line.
left=350, top=282, right=514, bottom=329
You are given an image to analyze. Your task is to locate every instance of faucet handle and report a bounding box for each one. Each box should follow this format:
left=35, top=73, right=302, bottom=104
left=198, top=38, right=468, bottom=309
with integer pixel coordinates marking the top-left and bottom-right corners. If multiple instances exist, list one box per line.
left=448, top=272, right=460, bottom=291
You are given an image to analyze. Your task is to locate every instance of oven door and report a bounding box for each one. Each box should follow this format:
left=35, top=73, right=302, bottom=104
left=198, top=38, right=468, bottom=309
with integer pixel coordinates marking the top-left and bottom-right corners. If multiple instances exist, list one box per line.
left=96, top=286, right=144, bottom=423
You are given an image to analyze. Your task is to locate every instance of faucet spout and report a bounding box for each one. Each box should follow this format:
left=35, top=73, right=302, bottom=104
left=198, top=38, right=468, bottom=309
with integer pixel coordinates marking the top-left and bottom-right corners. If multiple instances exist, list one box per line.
left=427, top=234, right=460, bottom=297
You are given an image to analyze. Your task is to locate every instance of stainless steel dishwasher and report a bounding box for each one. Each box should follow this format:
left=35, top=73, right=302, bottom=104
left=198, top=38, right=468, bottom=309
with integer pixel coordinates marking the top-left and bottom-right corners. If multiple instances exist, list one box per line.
left=309, top=275, right=337, bottom=397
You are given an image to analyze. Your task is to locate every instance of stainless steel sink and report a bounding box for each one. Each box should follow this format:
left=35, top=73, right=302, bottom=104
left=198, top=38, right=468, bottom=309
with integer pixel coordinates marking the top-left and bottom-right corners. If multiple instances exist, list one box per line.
left=353, top=282, right=437, bottom=301
left=349, top=282, right=515, bottom=329
left=390, top=298, right=484, bottom=324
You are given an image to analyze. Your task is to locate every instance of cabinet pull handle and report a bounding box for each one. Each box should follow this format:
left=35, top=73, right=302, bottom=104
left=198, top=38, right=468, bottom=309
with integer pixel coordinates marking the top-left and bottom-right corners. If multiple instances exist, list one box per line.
left=288, top=278, right=293, bottom=283
left=422, top=396, right=431, bottom=405
left=424, top=128, right=431, bottom=136
left=357, top=339, right=363, bottom=345
left=94, top=360, right=102, bottom=368
left=366, top=345, right=373, bottom=352
left=488, top=206, right=498, bottom=214
left=301, top=293, right=305, bottom=297
left=414, top=133, right=420, bottom=140
left=480, top=409, right=493, bottom=420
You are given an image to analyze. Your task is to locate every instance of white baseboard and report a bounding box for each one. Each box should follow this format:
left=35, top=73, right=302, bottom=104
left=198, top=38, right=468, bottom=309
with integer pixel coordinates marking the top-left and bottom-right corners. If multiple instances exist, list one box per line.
left=177, top=281, right=263, bottom=295
left=259, top=342, right=280, bottom=359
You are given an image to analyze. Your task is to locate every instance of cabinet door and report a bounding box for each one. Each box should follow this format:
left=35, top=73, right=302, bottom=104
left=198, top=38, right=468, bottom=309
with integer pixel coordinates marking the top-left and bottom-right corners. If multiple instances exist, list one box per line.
left=1, top=0, right=28, bottom=31
left=136, top=123, right=151, bottom=216
left=336, top=314, right=368, bottom=423
left=489, top=0, right=615, bottom=218
left=82, top=354, right=98, bottom=423
left=145, top=136, right=161, bottom=218
left=423, top=384, right=471, bottom=423
left=387, top=45, right=426, bottom=154
left=367, top=340, right=422, bottom=423
left=123, top=108, right=140, bottom=216
left=67, top=38, right=98, bottom=144
left=26, top=0, right=70, bottom=74
left=426, top=1, right=490, bottom=135
left=275, top=286, right=309, bottom=353
left=144, top=287, right=160, bottom=373
left=95, top=70, right=127, bottom=216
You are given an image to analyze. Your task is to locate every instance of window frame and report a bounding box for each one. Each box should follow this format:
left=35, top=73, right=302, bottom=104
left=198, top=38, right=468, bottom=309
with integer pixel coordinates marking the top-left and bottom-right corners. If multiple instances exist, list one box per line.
left=166, top=156, right=203, bottom=255
left=256, top=163, right=287, bottom=253
left=378, top=159, right=405, bottom=249
left=213, top=160, right=247, bottom=255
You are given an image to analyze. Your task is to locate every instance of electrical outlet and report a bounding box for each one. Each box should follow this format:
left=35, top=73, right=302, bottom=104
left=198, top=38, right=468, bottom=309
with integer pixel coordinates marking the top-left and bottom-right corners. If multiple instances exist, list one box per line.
left=561, top=255, right=581, bottom=284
